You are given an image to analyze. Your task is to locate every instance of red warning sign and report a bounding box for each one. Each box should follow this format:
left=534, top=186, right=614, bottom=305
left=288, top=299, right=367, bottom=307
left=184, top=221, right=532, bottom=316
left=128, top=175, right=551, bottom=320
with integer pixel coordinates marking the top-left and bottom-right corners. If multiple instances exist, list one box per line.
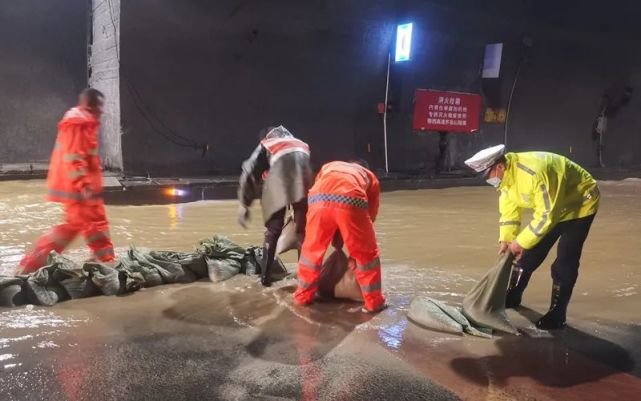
left=413, top=89, right=481, bottom=133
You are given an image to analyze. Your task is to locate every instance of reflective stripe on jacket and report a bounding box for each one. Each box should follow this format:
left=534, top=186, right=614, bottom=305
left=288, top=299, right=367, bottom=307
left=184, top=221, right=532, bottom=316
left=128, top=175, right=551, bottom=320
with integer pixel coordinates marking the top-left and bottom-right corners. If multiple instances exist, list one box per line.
left=498, top=152, right=600, bottom=249
left=260, top=137, right=310, bottom=166
left=238, top=126, right=313, bottom=222
left=309, top=161, right=380, bottom=221
left=46, top=107, right=103, bottom=204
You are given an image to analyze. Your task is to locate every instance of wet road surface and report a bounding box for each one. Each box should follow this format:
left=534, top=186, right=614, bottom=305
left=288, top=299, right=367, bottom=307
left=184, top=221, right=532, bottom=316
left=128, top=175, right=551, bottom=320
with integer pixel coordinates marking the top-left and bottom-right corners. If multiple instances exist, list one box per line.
left=1, top=179, right=640, bottom=400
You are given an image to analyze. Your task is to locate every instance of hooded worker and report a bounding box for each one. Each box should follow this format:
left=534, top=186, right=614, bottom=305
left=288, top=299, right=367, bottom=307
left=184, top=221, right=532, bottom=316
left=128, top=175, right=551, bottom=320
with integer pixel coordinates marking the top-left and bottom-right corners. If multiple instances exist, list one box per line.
left=465, top=145, right=600, bottom=329
left=238, top=125, right=313, bottom=287
left=18, top=88, right=115, bottom=274
left=293, top=160, right=386, bottom=313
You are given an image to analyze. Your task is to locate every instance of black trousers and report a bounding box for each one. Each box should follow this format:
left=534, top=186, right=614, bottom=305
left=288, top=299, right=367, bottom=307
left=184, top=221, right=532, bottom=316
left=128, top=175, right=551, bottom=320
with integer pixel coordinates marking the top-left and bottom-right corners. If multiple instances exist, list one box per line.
left=518, top=214, right=595, bottom=289
left=262, top=200, right=307, bottom=276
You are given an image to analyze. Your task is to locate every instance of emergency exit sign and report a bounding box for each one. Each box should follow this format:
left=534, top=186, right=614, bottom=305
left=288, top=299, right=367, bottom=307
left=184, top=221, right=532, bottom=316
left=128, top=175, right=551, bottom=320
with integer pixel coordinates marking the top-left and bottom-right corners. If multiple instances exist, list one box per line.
left=412, top=89, right=481, bottom=133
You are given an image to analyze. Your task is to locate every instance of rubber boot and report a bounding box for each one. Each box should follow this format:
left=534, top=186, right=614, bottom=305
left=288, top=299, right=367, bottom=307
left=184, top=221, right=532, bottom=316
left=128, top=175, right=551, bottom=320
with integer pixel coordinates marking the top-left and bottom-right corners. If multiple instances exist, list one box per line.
left=260, top=241, right=275, bottom=287
left=505, top=264, right=531, bottom=309
left=536, top=283, right=572, bottom=330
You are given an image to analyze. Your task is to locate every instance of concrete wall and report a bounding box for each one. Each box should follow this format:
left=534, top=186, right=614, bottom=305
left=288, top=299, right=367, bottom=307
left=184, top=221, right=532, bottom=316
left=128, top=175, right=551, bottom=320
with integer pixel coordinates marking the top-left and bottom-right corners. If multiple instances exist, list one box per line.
left=89, top=0, right=123, bottom=171
left=387, top=0, right=641, bottom=171
left=120, top=0, right=397, bottom=175
left=3, top=1, right=638, bottom=174
left=0, top=1, right=87, bottom=167
left=118, top=0, right=641, bottom=175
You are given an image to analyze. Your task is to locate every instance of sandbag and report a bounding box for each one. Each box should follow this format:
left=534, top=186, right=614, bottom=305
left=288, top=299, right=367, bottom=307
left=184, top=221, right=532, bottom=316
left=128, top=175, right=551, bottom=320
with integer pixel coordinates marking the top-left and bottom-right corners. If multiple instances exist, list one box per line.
left=407, top=297, right=491, bottom=338
left=3, top=234, right=287, bottom=307
left=119, top=257, right=164, bottom=288
left=129, top=248, right=190, bottom=284
left=317, top=249, right=363, bottom=302
left=59, top=277, right=100, bottom=299
left=462, top=253, right=519, bottom=335
left=0, top=277, right=27, bottom=307
left=334, top=268, right=363, bottom=301
left=197, top=235, right=246, bottom=261
left=275, top=215, right=298, bottom=255
left=83, top=263, right=122, bottom=296
left=146, top=251, right=197, bottom=283
left=151, top=251, right=208, bottom=278
left=24, top=268, right=69, bottom=306
left=206, top=257, right=242, bottom=282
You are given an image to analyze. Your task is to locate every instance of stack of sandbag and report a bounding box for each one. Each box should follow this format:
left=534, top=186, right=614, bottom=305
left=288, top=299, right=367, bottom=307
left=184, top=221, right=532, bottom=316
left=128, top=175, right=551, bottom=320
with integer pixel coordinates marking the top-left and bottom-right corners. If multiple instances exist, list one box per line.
left=0, top=234, right=288, bottom=308
left=408, top=253, right=519, bottom=337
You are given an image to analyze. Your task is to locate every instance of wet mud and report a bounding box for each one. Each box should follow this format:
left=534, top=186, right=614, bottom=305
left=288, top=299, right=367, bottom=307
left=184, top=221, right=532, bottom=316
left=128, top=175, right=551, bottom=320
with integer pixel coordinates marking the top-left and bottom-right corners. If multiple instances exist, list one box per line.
left=1, top=179, right=640, bottom=400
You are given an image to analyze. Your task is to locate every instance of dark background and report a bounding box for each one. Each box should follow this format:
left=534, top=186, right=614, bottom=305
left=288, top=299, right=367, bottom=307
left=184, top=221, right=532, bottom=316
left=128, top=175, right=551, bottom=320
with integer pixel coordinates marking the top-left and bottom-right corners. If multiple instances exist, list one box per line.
left=2, top=0, right=640, bottom=174
left=0, top=1, right=87, bottom=166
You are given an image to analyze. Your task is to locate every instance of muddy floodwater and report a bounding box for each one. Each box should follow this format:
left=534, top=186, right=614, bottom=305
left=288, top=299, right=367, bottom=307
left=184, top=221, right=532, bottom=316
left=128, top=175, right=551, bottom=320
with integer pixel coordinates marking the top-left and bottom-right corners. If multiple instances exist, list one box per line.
left=1, top=179, right=640, bottom=401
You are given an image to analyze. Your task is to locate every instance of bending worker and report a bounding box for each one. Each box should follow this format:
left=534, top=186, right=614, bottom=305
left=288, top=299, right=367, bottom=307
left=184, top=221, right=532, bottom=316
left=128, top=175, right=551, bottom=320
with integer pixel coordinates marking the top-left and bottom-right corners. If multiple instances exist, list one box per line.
left=18, top=88, right=115, bottom=274
left=465, top=145, right=599, bottom=329
left=238, top=125, right=312, bottom=287
left=294, top=161, right=386, bottom=313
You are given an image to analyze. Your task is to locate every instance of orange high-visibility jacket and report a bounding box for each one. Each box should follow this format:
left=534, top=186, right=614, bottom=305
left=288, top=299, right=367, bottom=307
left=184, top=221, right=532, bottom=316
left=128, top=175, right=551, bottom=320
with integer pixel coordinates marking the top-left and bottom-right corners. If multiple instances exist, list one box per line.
left=46, top=107, right=103, bottom=204
left=309, top=161, right=380, bottom=221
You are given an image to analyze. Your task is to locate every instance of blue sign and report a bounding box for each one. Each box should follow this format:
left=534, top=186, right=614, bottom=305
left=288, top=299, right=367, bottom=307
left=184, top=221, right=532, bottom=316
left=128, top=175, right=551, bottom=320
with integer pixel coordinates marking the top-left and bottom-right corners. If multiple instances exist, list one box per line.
left=395, top=23, right=413, bottom=62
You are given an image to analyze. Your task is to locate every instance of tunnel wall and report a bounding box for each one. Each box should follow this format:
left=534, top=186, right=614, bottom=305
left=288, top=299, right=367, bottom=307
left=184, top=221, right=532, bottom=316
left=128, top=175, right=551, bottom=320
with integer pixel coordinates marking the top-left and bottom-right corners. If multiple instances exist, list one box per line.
left=119, top=0, right=641, bottom=175
left=0, top=1, right=87, bottom=168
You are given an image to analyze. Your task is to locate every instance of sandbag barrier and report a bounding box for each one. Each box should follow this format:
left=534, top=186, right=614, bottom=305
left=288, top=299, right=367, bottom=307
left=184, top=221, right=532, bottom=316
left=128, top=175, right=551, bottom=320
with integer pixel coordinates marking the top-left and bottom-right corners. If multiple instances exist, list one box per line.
left=0, top=235, right=287, bottom=307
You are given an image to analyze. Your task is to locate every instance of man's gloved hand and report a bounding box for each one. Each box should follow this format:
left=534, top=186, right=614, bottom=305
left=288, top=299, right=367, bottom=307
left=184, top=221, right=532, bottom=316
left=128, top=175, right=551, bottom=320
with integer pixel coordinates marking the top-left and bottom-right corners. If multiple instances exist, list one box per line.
left=237, top=205, right=251, bottom=228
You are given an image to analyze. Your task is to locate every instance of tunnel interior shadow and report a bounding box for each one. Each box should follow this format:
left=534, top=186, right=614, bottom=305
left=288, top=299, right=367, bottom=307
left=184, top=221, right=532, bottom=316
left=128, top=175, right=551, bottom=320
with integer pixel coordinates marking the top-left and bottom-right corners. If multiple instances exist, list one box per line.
left=450, top=306, right=637, bottom=388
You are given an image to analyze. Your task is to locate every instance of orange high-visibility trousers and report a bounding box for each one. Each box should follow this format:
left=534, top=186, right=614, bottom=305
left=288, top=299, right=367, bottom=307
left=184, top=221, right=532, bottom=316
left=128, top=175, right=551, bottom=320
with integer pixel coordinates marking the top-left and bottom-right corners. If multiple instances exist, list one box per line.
left=294, top=203, right=385, bottom=311
left=19, top=201, right=115, bottom=273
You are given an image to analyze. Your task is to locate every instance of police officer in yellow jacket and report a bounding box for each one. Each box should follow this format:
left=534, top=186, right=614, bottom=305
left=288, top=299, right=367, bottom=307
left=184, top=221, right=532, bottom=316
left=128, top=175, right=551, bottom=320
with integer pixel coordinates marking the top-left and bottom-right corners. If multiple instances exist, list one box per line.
left=465, top=145, right=599, bottom=329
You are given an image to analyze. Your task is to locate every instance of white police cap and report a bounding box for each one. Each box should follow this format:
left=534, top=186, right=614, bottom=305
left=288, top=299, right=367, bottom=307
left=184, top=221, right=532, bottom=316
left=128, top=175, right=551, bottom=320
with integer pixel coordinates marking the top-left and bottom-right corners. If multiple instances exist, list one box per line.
left=464, top=144, right=506, bottom=175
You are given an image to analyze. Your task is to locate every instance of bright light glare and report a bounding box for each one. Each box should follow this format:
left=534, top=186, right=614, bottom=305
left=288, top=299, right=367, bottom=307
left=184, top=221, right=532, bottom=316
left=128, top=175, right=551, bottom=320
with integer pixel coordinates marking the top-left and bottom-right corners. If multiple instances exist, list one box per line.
left=395, top=23, right=413, bottom=62
left=164, top=188, right=187, bottom=197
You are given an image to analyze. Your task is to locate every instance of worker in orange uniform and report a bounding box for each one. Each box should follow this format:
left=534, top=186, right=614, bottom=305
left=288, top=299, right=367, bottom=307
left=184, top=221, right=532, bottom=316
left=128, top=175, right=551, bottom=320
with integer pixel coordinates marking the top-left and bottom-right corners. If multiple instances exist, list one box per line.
left=17, top=88, right=115, bottom=274
left=294, top=160, right=386, bottom=313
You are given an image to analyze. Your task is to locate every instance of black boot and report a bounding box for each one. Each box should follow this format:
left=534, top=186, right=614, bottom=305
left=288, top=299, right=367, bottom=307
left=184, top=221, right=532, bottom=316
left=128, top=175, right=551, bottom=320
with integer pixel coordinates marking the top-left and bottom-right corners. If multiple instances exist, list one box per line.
left=505, top=264, right=531, bottom=309
left=536, top=283, right=572, bottom=330
left=260, top=242, right=275, bottom=288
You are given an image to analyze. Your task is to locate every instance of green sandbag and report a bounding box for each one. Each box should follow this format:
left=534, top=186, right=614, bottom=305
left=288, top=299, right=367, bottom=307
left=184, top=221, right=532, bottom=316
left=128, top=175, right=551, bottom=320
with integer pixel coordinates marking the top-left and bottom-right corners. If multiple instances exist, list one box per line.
left=24, top=268, right=69, bottom=306
left=197, top=235, right=246, bottom=261
left=150, top=250, right=208, bottom=279
left=206, top=257, right=242, bottom=282
left=44, top=254, right=98, bottom=299
left=83, top=262, right=144, bottom=296
left=144, top=251, right=197, bottom=283
left=462, top=253, right=519, bottom=335
left=0, top=277, right=27, bottom=307
left=83, top=263, right=121, bottom=296
left=128, top=248, right=186, bottom=284
left=59, top=277, right=101, bottom=299
left=119, top=257, right=163, bottom=287
left=407, top=297, right=491, bottom=338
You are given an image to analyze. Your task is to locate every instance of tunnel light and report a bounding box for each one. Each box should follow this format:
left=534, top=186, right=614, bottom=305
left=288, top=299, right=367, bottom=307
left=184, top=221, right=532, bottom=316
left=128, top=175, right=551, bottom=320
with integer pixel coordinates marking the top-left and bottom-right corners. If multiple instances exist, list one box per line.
left=395, top=23, right=413, bottom=62
left=164, top=188, right=187, bottom=197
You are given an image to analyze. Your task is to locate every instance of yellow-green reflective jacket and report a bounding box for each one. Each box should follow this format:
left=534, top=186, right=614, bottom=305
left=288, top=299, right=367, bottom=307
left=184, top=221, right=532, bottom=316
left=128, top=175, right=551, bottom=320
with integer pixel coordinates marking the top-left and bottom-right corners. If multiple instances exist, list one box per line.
left=498, top=152, right=599, bottom=249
